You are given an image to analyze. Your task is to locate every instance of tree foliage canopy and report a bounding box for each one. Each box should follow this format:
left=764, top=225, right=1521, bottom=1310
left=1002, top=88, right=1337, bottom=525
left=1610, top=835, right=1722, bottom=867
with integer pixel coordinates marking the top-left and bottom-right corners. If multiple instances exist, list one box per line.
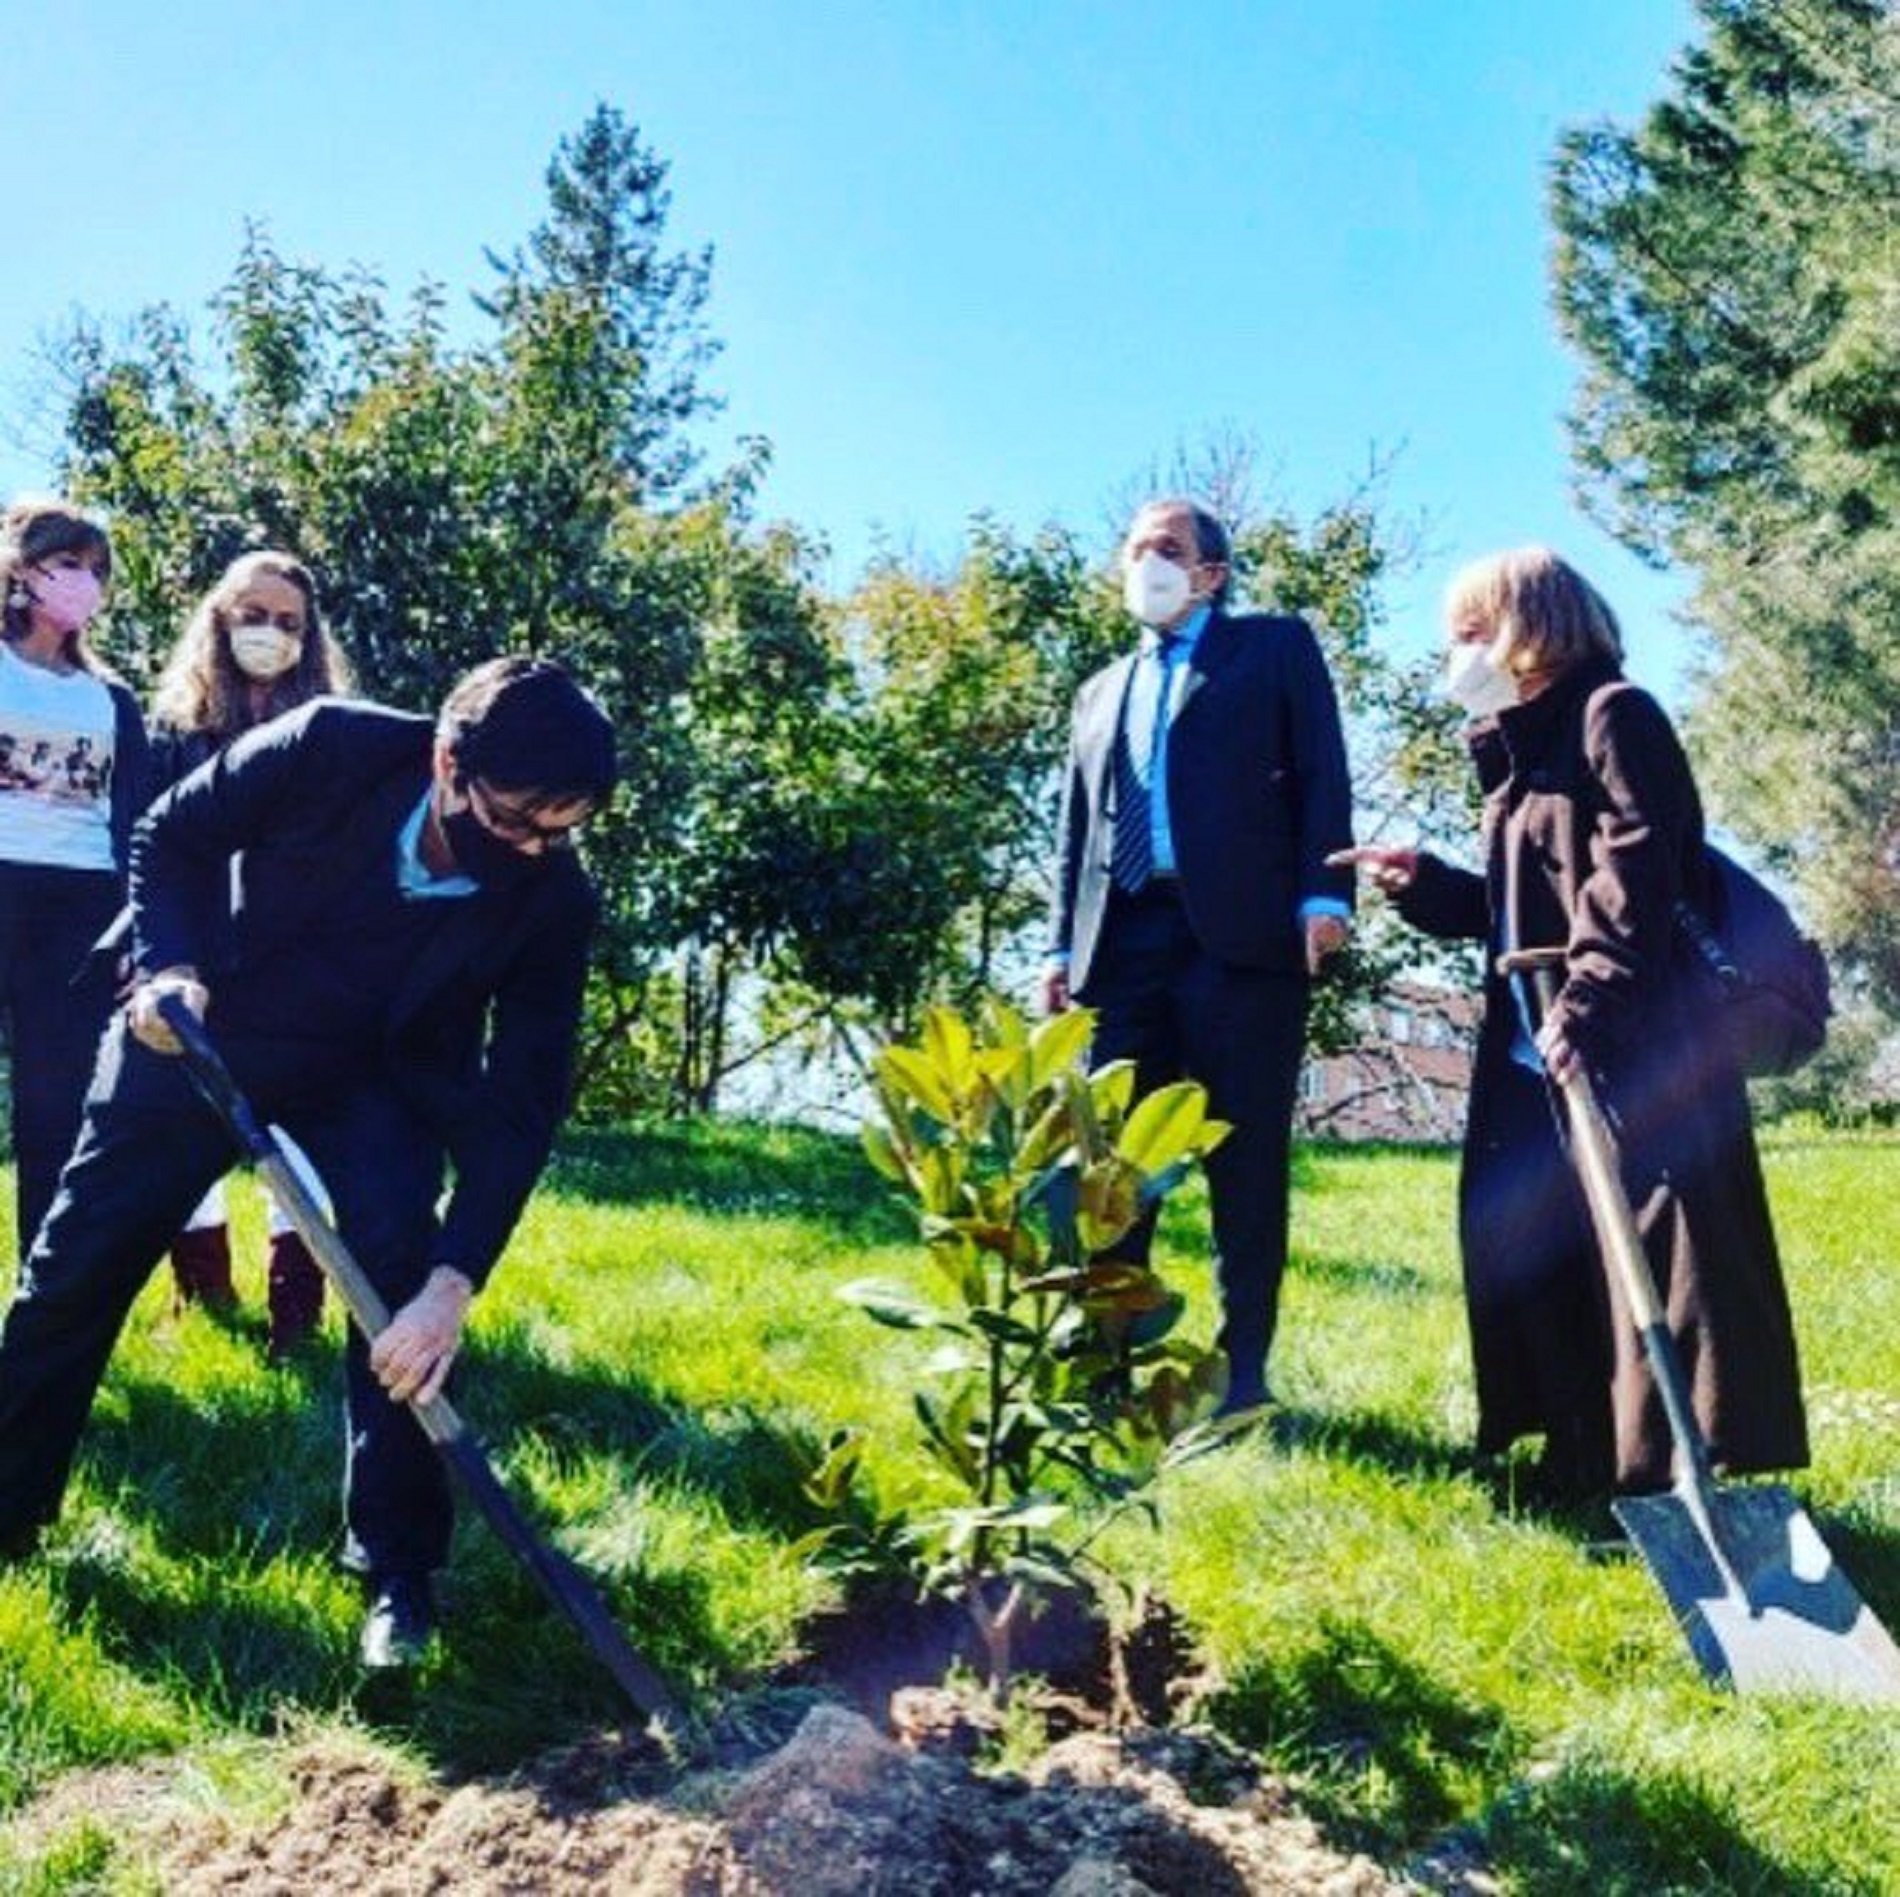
left=1551, top=0, right=1900, bottom=1009
left=47, top=105, right=1453, bottom=1113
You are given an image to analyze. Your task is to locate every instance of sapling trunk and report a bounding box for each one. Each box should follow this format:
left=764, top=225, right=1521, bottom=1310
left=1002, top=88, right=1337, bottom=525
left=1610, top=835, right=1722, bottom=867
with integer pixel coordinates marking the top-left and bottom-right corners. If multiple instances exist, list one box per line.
left=965, top=1573, right=1024, bottom=1701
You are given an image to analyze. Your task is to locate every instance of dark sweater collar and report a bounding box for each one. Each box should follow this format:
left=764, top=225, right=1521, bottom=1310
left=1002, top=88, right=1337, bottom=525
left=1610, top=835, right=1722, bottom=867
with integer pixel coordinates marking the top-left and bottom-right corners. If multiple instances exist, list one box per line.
left=1469, top=656, right=1623, bottom=788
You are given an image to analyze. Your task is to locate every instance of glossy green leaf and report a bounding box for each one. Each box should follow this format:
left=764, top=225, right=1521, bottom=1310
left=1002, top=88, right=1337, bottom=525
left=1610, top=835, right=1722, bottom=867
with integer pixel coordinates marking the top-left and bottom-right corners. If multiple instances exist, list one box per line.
left=801, top=1428, right=865, bottom=1508
left=920, top=1341, right=981, bottom=1377
left=1028, top=1006, right=1094, bottom=1089
left=1017, top=1268, right=1092, bottom=1297
left=990, top=1498, right=1068, bottom=1531
left=914, top=1145, right=963, bottom=1216
left=921, top=1005, right=977, bottom=1094
left=1087, top=1059, right=1137, bottom=1120
left=838, top=1278, right=946, bottom=1329
left=877, top=1044, right=956, bottom=1121
left=1015, top=1097, right=1076, bottom=1175
left=968, top=1308, right=1040, bottom=1346
left=1077, top=1264, right=1173, bottom=1315
left=982, top=994, right=1028, bottom=1050
left=1075, top=1157, right=1142, bottom=1253
left=860, top=1120, right=910, bottom=1185
left=1001, top=1553, right=1076, bottom=1590
left=1116, top=1080, right=1208, bottom=1174
left=975, top=1043, right=1029, bottom=1112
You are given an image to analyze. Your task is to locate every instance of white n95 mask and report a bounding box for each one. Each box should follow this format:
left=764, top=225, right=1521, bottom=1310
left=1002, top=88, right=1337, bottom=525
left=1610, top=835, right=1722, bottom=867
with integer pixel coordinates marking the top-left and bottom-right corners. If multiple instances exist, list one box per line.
left=1124, top=551, right=1193, bottom=628
left=229, top=624, right=303, bottom=681
left=1443, top=637, right=1518, bottom=719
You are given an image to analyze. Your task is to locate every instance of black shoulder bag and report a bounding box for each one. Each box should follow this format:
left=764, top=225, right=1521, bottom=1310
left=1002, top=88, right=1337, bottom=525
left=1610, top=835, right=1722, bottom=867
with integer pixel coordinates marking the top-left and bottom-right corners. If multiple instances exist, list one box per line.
left=1675, top=845, right=1832, bottom=1079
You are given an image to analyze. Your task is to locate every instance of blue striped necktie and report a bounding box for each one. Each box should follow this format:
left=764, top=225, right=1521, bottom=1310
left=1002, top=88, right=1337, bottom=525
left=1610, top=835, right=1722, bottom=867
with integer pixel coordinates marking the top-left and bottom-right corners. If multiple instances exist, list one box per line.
left=1110, top=637, right=1174, bottom=892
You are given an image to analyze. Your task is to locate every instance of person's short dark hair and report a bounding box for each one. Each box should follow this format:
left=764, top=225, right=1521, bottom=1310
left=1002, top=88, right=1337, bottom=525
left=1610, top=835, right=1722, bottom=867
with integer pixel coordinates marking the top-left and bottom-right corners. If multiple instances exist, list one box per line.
left=437, top=656, right=617, bottom=807
left=2, top=496, right=113, bottom=651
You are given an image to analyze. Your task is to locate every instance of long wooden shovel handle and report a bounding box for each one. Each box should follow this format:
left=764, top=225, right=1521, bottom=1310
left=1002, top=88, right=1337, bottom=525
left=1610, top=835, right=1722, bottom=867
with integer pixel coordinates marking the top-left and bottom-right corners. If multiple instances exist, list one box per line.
left=1496, top=948, right=1714, bottom=1493
left=156, top=996, right=398, bottom=1337
left=155, top=993, right=683, bottom=1724
left=1497, top=949, right=1665, bottom=1331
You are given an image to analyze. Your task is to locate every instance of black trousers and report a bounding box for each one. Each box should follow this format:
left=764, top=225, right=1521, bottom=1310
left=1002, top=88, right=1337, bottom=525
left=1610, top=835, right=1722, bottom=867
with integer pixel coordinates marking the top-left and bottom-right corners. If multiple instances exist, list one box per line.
left=0, top=1015, right=453, bottom=1574
left=0, top=862, right=122, bottom=1263
left=1079, top=884, right=1309, bottom=1398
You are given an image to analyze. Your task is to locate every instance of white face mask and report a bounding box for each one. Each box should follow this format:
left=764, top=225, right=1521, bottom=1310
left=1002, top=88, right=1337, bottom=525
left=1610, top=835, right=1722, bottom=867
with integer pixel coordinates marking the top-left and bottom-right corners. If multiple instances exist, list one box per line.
left=1443, top=635, right=1519, bottom=719
left=1123, top=551, right=1194, bottom=628
left=229, top=623, right=303, bottom=681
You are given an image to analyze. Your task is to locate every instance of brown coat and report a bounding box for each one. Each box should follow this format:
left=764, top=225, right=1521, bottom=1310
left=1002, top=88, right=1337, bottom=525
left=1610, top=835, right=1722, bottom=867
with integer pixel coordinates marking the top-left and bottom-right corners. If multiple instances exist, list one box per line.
left=1399, top=659, right=1808, bottom=1490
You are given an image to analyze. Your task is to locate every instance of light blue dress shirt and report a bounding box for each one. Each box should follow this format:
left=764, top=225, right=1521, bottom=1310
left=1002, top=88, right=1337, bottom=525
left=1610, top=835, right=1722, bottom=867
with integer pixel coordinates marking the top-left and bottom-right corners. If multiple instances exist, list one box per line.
left=396, top=791, right=480, bottom=900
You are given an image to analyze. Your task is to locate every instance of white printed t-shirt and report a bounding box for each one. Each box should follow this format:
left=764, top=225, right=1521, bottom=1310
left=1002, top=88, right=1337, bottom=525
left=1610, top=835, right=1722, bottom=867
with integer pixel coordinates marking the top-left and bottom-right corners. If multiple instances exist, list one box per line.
left=0, top=643, right=118, bottom=871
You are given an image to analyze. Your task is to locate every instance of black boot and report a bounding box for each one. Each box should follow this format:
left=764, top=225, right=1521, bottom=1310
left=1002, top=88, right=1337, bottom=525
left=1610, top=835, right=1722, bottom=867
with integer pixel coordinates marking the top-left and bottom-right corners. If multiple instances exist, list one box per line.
left=171, top=1225, right=237, bottom=1310
left=360, top=1572, right=436, bottom=1669
left=266, top=1232, right=325, bottom=1358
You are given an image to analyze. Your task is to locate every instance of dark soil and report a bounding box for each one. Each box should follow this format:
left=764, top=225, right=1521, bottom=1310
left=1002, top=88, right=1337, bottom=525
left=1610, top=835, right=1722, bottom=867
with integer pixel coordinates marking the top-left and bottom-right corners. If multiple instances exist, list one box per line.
left=787, top=1580, right=1196, bottom=1731
left=3, top=1587, right=1497, bottom=1893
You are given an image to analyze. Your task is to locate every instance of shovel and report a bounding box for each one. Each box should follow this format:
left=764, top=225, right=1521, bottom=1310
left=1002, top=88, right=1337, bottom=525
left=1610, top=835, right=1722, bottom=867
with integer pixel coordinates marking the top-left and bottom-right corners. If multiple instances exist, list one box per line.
left=158, top=995, right=681, bottom=1725
left=1501, top=948, right=1900, bottom=1702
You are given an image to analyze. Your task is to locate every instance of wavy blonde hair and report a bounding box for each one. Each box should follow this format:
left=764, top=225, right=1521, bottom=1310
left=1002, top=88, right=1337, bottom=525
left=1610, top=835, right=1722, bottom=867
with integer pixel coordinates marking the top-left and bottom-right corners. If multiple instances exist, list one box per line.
left=151, top=550, right=353, bottom=737
left=1444, top=545, right=1623, bottom=680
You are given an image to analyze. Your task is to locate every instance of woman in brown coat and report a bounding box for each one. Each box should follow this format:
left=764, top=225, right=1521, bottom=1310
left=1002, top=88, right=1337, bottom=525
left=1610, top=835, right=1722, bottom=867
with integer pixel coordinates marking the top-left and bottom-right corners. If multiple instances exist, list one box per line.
left=1338, top=547, right=1808, bottom=1499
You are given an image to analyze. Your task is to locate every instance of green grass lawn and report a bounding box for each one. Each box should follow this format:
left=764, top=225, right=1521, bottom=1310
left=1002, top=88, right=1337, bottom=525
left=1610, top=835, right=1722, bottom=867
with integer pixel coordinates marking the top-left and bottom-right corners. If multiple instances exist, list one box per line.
left=2, top=1121, right=1897, bottom=1892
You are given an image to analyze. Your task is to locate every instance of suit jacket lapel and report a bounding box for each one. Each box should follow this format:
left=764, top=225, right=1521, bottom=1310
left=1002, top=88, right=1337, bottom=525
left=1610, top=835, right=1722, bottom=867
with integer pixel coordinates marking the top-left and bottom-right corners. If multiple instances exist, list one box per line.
left=1085, top=653, right=1139, bottom=812
left=1173, top=609, right=1236, bottom=726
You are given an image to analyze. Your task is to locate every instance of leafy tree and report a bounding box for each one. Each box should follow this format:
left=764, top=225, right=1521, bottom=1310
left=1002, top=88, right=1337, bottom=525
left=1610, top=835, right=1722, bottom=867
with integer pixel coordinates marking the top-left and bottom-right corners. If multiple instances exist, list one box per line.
left=49, top=116, right=771, bottom=1110
left=483, top=102, right=720, bottom=500
left=813, top=1000, right=1234, bottom=1697
left=1551, top=0, right=1900, bottom=1013
left=641, top=469, right=1465, bottom=1106
left=844, top=520, right=1107, bottom=1001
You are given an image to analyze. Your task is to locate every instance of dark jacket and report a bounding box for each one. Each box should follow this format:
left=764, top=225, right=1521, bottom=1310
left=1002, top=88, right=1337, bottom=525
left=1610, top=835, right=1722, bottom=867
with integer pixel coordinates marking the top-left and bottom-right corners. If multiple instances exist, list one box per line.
left=146, top=723, right=220, bottom=800
left=130, top=698, right=598, bottom=1287
left=104, top=677, right=152, bottom=871
left=1398, top=659, right=1807, bottom=1487
left=1050, top=608, right=1354, bottom=991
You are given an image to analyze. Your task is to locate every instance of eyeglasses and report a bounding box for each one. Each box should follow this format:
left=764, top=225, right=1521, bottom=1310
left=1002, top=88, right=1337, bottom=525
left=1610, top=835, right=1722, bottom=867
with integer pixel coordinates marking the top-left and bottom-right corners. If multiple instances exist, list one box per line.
left=463, top=777, right=590, bottom=848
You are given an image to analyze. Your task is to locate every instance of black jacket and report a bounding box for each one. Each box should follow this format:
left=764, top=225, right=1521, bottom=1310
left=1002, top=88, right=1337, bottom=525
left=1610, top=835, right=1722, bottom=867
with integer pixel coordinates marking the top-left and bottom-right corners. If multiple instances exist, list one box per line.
left=1050, top=608, right=1354, bottom=990
left=130, top=697, right=598, bottom=1286
left=104, top=676, right=152, bottom=871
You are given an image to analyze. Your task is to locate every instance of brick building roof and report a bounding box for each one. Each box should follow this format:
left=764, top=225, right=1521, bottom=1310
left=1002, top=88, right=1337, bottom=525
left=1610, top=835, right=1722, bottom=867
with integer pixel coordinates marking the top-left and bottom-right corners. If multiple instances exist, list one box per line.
left=1297, top=981, right=1479, bottom=1144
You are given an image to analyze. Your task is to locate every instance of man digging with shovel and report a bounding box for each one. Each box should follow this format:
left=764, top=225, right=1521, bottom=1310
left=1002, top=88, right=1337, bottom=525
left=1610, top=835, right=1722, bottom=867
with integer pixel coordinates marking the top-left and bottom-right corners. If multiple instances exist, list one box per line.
left=0, top=656, right=614, bottom=1670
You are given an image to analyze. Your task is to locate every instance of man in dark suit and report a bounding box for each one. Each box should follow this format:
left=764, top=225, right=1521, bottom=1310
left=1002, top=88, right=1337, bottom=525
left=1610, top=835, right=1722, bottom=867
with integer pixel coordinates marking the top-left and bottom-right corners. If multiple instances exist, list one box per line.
left=1043, top=498, right=1354, bottom=1412
left=0, top=656, right=615, bottom=1666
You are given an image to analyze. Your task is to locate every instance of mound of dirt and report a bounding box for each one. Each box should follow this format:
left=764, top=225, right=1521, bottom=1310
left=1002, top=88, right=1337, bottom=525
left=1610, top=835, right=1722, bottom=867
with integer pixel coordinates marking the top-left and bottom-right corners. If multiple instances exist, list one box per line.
left=10, top=1704, right=1448, bottom=1894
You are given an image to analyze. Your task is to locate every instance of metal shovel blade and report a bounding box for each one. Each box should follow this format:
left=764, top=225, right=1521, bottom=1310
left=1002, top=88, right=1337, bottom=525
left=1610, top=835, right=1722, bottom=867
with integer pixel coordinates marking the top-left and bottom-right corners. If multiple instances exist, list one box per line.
left=1615, top=1483, right=1900, bottom=1703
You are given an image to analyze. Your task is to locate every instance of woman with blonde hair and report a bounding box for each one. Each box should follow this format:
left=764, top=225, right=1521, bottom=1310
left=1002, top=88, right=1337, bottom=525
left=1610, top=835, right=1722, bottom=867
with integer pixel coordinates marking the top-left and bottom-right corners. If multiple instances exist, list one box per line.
left=1336, top=547, right=1807, bottom=1503
left=0, top=498, right=149, bottom=1260
left=151, top=550, right=351, bottom=1353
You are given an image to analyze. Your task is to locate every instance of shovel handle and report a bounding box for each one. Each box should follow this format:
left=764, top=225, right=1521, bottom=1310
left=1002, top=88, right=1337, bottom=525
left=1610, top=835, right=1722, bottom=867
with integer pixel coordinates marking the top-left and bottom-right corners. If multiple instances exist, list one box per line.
left=1498, top=948, right=1712, bottom=1489
left=1497, top=950, right=1665, bottom=1331
left=153, top=990, right=682, bottom=1722
left=157, top=993, right=396, bottom=1339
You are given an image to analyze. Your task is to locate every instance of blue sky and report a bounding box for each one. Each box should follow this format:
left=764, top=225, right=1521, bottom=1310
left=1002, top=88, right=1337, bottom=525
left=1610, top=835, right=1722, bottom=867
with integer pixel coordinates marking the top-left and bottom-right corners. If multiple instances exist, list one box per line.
left=1, top=1, right=1698, bottom=697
